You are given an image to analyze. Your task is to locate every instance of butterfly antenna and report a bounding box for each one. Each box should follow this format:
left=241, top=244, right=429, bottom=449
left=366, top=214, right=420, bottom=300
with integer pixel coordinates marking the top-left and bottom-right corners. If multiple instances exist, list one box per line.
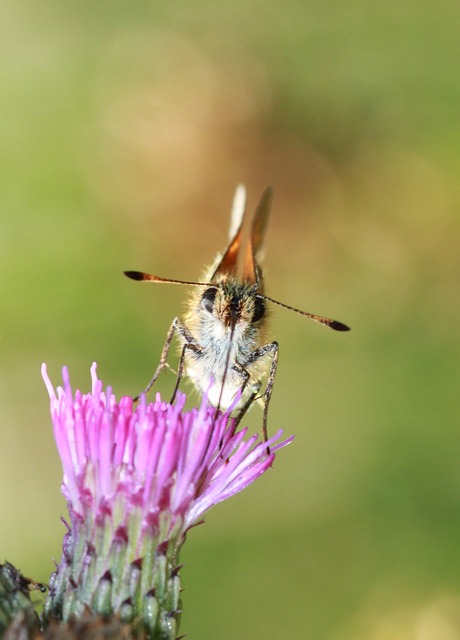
left=124, top=271, right=213, bottom=288
left=262, top=294, right=350, bottom=331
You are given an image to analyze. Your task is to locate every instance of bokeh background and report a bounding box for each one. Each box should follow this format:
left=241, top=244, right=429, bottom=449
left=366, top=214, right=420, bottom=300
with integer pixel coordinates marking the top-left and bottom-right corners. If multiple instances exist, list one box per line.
left=1, top=1, right=460, bottom=638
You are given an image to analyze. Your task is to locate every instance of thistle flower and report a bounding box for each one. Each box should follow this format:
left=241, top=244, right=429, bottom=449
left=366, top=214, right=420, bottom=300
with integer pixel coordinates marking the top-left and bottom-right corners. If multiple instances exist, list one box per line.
left=41, top=363, right=293, bottom=639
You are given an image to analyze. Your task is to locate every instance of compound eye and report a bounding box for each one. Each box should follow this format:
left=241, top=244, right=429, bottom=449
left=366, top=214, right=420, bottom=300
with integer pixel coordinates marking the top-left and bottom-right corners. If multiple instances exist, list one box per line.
left=252, top=296, right=265, bottom=323
left=201, top=288, right=217, bottom=314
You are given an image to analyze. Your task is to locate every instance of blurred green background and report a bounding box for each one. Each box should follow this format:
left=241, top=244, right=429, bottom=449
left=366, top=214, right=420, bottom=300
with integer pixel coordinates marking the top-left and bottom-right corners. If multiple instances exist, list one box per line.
left=1, top=1, right=460, bottom=637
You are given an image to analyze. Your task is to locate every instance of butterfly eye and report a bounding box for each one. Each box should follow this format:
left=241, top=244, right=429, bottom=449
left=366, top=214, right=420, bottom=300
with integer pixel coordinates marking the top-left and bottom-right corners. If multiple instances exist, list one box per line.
left=201, top=288, right=217, bottom=314
left=252, top=297, right=265, bottom=323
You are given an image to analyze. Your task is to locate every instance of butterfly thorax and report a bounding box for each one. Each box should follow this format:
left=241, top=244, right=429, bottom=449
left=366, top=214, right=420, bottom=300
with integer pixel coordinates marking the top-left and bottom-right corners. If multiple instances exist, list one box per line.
left=183, top=277, right=270, bottom=408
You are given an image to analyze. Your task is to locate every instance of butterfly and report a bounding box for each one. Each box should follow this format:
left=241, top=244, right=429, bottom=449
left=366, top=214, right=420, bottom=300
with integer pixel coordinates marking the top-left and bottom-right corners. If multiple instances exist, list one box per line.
left=125, top=185, right=350, bottom=440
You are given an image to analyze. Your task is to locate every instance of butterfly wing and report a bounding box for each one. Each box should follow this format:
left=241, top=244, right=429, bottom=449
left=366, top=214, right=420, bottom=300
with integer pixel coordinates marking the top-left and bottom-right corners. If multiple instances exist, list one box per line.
left=243, top=186, right=273, bottom=285
left=228, top=184, right=246, bottom=242
left=211, top=185, right=247, bottom=279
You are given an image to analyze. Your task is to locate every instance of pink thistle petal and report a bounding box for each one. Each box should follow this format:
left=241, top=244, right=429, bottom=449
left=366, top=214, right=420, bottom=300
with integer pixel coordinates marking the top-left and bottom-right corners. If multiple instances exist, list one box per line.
left=42, top=363, right=293, bottom=542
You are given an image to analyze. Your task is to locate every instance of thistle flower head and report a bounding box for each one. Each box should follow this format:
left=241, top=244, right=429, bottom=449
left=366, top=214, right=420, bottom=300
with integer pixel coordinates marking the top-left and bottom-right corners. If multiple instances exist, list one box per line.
left=42, top=363, right=293, bottom=639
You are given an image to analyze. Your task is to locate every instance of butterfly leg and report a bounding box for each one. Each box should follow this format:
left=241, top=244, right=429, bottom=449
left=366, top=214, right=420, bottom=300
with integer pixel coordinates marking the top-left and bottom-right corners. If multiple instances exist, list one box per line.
left=136, top=317, right=199, bottom=401
left=232, top=383, right=260, bottom=429
left=169, top=318, right=202, bottom=404
left=134, top=319, right=177, bottom=400
left=245, top=340, right=279, bottom=443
